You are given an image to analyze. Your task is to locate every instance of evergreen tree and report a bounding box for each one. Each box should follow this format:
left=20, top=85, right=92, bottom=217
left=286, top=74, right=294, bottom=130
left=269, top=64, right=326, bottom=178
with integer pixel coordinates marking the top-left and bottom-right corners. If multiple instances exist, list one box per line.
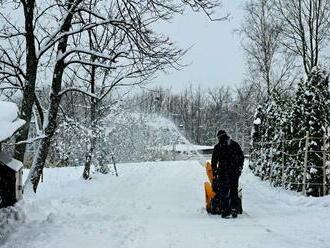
left=269, top=93, right=293, bottom=187
left=286, top=79, right=307, bottom=191
left=259, top=100, right=276, bottom=180
left=303, top=67, right=329, bottom=196
left=290, top=67, right=329, bottom=196
left=249, top=68, right=330, bottom=196
left=250, top=105, right=266, bottom=175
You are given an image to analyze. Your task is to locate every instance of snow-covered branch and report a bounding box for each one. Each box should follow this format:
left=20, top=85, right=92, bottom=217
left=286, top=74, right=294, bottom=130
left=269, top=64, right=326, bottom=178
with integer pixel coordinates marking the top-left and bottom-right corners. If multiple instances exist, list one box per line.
left=13, top=134, right=48, bottom=146
left=38, top=19, right=117, bottom=59
left=58, top=48, right=127, bottom=62
left=57, top=87, right=100, bottom=100
left=0, top=86, right=22, bottom=91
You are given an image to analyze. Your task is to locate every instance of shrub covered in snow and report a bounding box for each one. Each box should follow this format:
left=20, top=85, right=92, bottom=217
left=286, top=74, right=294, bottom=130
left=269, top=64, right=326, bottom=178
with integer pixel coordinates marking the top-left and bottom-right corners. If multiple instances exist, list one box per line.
left=250, top=67, right=330, bottom=196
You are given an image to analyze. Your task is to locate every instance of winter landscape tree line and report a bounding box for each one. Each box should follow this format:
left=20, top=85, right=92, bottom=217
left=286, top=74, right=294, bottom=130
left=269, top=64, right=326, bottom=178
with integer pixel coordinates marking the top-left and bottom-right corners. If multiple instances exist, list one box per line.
left=1, top=0, right=330, bottom=198
left=132, top=84, right=258, bottom=152
left=243, top=0, right=330, bottom=196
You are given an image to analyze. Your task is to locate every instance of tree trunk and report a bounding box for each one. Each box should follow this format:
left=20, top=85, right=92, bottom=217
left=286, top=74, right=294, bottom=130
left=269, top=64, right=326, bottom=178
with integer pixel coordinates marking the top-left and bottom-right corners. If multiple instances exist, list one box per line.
left=83, top=61, right=96, bottom=180
left=26, top=62, right=64, bottom=191
left=25, top=0, right=76, bottom=192
left=14, top=0, right=38, bottom=162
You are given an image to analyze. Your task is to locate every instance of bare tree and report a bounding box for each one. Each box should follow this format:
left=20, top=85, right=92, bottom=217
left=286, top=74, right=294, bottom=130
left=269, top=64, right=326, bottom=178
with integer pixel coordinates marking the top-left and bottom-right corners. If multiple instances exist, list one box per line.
left=0, top=1, right=68, bottom=162
left=273, top=0, right=330, bottom=75
left=240, top=0, right=296, bottom=98
left=0, top=1, right=39, bottom=162
left=78, top=1, right=159, bottom=179
left=24, top=0, right=224, bottom=192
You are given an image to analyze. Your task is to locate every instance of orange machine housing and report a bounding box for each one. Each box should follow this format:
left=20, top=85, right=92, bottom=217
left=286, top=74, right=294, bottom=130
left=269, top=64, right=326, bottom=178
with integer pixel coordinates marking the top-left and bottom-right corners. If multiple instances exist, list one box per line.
left=204, top=160, right=217, bottom=213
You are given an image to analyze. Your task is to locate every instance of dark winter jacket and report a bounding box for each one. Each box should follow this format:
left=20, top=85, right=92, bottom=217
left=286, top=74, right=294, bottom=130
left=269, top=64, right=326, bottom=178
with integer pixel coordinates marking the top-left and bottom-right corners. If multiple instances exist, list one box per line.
left=211, top=135, right=244, bottom=187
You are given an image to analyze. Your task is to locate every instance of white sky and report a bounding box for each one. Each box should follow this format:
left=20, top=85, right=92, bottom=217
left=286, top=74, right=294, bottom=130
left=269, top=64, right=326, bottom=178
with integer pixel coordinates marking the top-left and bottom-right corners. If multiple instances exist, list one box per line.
left=152, top=1, right=246, bottom=92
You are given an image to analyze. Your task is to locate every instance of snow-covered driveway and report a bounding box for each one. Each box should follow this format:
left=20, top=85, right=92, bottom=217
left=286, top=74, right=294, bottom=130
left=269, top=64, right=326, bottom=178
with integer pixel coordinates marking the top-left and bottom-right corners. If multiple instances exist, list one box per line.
left=2, top=161, right=330, bottom=248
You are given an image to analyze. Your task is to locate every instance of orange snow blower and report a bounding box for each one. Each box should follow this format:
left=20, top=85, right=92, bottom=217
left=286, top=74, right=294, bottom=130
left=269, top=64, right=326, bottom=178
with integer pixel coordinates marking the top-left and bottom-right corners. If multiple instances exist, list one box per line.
left=204, top=160, right=217, bottom=213
left=204, top=160, right=243, bottom=214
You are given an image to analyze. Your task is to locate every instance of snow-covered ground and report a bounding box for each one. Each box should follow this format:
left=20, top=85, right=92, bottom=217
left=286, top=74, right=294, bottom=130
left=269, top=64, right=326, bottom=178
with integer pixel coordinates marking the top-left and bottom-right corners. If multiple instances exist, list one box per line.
left=2, top=160, right=330, bottom=248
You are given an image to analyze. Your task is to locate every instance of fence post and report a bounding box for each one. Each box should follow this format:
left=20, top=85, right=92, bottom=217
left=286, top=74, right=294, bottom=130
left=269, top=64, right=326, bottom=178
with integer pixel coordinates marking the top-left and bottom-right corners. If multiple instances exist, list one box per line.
left=302, top=131, right=309, bottom=196
left=282, top=140, right=285, bottom=188
left=242, top=134, right=245, bottom=155
left=248, top=147, right=251, bottom=169
left=322, top=136, right=327, bottom=196
left=112, top=155, right=118, bottom=177
left=269, top=142, right=274, bottom=185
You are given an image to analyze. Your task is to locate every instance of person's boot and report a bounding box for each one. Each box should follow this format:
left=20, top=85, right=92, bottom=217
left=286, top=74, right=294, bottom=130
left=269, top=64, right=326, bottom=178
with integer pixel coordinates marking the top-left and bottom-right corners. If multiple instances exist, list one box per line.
left=221, top=211, right=230, bottom=219
left=231, top=209, right=238, bottom=218
left=210, top=200, right=221, bottom=215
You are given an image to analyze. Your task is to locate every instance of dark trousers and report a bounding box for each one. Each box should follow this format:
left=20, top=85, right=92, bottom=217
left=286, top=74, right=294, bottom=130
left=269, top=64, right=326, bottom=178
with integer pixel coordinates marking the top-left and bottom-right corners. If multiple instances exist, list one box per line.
left=212, top=178, right=230, bottom=214
left=213, top=176, right=240, bottom=214
left=230, top=177, right=240, bottom=211
left=219, top=186, right=230, bottom=214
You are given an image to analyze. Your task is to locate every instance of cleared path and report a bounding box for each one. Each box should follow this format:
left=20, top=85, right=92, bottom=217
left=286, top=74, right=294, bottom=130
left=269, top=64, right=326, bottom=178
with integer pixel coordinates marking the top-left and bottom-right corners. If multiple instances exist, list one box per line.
left=2, top=161, right=330, bottom=248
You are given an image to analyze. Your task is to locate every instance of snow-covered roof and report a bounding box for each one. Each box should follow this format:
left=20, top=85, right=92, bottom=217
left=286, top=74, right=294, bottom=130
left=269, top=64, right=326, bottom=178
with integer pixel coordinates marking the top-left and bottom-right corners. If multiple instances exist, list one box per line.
left=0, top=101, right=25, bottom=142
left=0, top=151, right=23, bottom=171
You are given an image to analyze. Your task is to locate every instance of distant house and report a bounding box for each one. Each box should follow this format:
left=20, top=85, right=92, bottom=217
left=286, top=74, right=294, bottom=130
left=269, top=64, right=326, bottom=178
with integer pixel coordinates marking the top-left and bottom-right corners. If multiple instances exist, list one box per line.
left=162, top=144, right=214, bottom=155
left=0, top=101, right=25, bottom=208
left=161, top=143, right=214, bottom=161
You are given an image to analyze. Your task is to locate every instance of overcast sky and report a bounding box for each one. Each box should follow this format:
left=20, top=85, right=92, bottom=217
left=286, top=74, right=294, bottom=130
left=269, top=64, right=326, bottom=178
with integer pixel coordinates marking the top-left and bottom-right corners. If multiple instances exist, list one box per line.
left=152, top=1, right=246, bottom=92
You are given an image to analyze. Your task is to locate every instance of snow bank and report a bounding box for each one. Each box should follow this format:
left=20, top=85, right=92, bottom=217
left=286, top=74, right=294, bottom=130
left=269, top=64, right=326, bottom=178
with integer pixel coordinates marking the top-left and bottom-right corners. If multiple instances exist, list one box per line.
left=0, top=206, right=25, bottom=244
left=0, top=101, right=25, bottom=142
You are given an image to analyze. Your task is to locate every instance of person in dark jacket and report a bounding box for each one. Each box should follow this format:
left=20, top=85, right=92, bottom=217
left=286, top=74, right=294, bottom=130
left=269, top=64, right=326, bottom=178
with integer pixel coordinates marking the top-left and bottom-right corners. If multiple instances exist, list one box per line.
left=211, top=130, right=244, bottom=218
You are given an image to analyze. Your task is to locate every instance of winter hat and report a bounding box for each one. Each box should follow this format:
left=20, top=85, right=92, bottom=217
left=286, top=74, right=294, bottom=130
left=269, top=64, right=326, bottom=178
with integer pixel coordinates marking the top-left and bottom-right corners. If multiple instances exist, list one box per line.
left=217, top=129, right=227, bottom=138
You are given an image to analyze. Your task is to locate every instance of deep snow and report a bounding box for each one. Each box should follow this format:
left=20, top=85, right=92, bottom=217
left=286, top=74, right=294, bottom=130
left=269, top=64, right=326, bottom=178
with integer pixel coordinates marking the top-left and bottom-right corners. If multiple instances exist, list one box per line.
left=2, top=160, right=330, bottom=248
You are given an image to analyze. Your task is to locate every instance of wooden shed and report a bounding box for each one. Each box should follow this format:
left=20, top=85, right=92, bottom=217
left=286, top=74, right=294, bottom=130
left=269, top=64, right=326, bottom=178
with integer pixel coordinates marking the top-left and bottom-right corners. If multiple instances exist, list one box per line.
left=0, top=152, right=23, bottom=208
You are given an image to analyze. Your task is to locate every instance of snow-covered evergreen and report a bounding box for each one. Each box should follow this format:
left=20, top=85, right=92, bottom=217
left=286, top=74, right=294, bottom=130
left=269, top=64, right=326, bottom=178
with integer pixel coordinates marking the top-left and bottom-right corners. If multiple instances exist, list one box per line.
left=268, top=93, right=292, bottom=187
left=298, top=67, right=329, bottom=196
left=250, top=105, right=265, bottom=176
left=250, top=67, right=330, bottom=196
